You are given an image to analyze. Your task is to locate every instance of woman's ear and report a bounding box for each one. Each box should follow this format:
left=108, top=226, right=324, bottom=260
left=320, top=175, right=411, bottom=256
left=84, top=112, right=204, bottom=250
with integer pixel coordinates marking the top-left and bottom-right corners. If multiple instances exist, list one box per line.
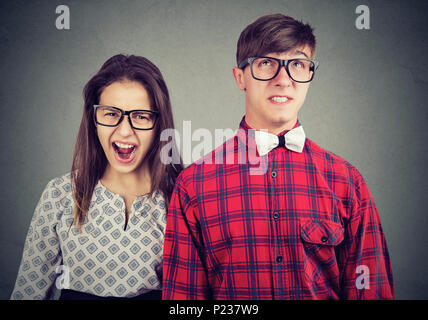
left=232, top=67, right=246, bottom=91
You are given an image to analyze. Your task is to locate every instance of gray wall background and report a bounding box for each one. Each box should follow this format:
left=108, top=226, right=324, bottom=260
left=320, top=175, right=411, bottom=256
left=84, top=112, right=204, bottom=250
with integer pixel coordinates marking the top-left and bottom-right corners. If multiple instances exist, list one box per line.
left=1, top=0, right=427, bottom=299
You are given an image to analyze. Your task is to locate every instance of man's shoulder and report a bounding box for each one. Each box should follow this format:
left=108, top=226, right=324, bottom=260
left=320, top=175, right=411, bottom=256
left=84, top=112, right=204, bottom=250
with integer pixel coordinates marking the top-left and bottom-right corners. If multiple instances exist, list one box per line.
left=176, top=135, right=240, bottom=184
left=305, top=138, right=358, bottom=173
left=176, top=157, right=220, bottom=184
left=304, top=139, right=370, bottom=196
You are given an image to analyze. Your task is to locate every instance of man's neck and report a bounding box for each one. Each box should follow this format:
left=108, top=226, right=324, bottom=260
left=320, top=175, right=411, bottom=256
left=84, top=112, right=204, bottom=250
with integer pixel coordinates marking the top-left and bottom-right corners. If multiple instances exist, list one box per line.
left=244, top=115, right=298, bottom=135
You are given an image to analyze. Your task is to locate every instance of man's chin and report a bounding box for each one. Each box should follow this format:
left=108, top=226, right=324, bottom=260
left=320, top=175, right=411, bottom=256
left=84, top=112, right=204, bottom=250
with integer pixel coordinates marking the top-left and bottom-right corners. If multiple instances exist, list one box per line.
left=268, top=114, right=297, bottom=129
left=246, top=110, right=297, bottom=131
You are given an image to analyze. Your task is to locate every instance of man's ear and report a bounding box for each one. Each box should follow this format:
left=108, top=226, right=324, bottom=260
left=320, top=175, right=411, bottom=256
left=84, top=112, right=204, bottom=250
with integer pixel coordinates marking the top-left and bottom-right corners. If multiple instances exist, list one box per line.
left=232, top=67, right=246, bottom=91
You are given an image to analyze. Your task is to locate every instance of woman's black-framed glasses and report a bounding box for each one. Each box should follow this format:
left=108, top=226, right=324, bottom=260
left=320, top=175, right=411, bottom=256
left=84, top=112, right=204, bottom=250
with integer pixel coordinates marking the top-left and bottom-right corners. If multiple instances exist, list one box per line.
left=93, top=105, right=159, bottom=130
left=238, top=56, right=319, bottom=83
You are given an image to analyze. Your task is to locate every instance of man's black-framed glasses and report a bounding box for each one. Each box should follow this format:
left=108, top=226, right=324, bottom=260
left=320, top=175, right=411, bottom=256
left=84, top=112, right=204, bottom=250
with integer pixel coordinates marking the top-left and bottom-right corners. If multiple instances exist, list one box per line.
left=93, top=105, right=159, bottom=130
left=239, top=56, right=319, bottom=83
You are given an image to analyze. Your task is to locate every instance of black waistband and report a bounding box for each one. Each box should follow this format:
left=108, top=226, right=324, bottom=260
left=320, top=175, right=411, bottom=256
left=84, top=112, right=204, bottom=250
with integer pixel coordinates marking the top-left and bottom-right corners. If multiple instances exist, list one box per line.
left=59, top=289, right=162, bottom=300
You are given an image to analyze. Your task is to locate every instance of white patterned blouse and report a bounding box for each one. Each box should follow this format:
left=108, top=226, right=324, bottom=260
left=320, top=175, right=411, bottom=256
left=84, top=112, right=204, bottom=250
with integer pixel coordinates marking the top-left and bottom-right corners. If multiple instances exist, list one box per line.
left=11, top=173, right=166, bottom=300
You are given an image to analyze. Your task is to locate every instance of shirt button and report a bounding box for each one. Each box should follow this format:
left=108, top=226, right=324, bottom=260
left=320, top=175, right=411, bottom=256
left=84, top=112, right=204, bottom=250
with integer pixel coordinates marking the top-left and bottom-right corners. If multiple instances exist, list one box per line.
left=321, top=236, right=328, bottom=243
left=273, top=212, right=279, bottom=219
left=271, top=171, right=277, bottom=178
left=276, top=256, right=283, bottom=263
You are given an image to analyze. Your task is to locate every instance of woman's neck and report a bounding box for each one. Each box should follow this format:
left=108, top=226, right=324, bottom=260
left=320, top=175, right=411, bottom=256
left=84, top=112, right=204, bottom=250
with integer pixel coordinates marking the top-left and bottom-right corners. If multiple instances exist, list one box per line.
left=101, top=164, right=152, bottom=197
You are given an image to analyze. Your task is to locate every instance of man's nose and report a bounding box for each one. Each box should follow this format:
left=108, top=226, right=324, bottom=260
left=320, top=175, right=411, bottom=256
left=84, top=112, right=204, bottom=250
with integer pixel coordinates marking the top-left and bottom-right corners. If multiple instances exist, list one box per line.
left=272, top=65, right=293, bottom=87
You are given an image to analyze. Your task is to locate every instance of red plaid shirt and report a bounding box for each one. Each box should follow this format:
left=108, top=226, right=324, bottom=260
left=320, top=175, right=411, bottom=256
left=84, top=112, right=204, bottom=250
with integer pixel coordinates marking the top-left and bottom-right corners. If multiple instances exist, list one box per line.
left=162, top=117, right=394, bottom=299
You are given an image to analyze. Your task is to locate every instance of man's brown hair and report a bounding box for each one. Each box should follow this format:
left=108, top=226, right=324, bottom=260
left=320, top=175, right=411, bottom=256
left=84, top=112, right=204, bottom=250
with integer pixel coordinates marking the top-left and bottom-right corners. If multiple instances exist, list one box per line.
left=236, top=13, right=316, bottom=67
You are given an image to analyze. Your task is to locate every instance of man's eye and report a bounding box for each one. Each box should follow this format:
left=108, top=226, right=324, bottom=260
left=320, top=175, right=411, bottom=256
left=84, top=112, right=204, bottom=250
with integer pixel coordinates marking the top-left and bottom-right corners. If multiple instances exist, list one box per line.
left=260, top=59, right=272, bottom=66
left=292, top=61, right=303, bottom=68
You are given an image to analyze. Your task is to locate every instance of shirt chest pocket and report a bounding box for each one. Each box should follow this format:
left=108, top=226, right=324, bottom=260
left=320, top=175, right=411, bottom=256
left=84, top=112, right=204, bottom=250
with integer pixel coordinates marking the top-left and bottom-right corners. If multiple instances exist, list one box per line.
left=299, top=218, right=344, bottom=283
left=300, top=218, right=344, bottom=246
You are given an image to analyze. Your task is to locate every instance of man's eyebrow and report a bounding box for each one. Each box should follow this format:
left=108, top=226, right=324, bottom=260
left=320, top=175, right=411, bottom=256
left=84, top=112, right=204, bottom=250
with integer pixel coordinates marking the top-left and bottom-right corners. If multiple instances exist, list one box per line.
left=293, top=50, right=309, bottom=58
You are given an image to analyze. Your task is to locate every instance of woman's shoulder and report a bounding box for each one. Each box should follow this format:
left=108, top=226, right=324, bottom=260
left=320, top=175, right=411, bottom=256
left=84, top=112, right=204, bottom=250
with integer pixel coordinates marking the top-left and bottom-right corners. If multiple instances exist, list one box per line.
left=41, top=172, right=74, bottom=205
left=30, top=173, right=74, bottom=225
left=45, top=172, right=72, bottom=191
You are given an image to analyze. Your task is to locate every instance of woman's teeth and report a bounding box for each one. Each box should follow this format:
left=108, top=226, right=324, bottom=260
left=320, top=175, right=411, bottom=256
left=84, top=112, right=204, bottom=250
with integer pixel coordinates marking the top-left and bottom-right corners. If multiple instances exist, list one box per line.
left=113, top=142, right=136, bottom=160
left=271, top=96, right=289, bottom=103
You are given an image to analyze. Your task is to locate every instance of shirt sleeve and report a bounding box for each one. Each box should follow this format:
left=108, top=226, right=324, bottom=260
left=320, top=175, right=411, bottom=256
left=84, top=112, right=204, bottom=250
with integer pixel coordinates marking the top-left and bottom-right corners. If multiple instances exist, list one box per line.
left=162, top=174, right=211, bottom=299
left=10, top=179, right=63, bottom=300
left=337, top=168, right=395, bottom=299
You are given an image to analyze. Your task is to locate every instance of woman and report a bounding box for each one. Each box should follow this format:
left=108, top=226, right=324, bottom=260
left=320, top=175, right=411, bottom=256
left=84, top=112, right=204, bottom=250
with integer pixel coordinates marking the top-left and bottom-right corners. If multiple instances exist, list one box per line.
left=10, top=54, right=183, bottom=300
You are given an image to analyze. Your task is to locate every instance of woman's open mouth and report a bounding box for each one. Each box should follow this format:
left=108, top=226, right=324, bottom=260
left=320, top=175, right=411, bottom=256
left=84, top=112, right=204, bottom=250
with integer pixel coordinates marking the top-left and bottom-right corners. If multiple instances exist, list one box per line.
left=112, top=141, right=137, bottom=164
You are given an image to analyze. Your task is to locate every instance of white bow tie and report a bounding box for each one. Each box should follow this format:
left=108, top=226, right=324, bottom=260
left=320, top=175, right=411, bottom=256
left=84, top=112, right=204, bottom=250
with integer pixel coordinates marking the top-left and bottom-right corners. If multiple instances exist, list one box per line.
left=254, top=126, right=306, bottom=156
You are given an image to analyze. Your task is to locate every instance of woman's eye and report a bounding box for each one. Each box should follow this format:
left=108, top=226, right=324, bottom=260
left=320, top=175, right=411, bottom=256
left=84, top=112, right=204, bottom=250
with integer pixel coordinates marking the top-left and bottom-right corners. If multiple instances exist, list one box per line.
left=105, top=112, right=119, bottom=117
left=135, top=115, right=148, bottom=120
left=132, top=113, right=151, bottom=121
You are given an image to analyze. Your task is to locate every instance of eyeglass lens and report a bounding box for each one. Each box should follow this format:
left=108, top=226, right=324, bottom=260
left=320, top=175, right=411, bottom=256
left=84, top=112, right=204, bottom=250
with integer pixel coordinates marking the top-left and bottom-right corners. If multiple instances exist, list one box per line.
left=251, top=58, right=315, bottom=82
left=95, top=106, right=156, bottom=129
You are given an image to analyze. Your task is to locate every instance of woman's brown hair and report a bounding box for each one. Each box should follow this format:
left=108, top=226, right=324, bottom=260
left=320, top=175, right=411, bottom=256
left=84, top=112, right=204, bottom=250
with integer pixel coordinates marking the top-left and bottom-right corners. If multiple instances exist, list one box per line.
left=71, top=54, right=183, bottom=228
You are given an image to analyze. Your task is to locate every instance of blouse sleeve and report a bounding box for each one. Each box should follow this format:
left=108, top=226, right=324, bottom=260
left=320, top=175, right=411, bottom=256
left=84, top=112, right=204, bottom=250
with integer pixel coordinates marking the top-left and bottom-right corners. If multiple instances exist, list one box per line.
left=10, top=179, right=63, bottom=300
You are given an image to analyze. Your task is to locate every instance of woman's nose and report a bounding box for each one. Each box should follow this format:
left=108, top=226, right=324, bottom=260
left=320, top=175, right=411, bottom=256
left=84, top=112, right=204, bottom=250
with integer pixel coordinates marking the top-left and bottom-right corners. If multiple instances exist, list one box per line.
left=117, top=115, right=134, bottom=136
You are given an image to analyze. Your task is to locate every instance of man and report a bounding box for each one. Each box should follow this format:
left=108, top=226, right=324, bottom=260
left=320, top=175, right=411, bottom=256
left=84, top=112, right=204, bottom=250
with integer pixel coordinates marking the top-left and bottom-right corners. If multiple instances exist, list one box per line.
left=162, top=13, right=394, bottom=299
